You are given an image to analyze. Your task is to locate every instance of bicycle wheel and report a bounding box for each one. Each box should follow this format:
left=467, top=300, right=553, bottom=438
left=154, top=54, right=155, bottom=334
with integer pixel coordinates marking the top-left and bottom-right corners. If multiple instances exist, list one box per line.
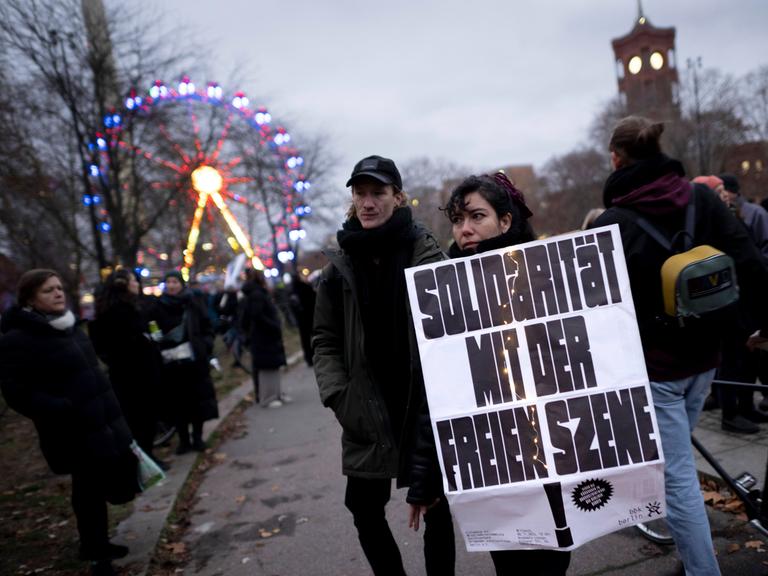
left=153, top=421, right=177, bottom=448
left=635, top=519, right=674, bottom=545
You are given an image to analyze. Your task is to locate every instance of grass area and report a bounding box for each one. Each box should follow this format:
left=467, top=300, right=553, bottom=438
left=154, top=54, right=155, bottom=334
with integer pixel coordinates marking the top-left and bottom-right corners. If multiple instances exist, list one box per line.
left=0, top=325, right=302, bottom=576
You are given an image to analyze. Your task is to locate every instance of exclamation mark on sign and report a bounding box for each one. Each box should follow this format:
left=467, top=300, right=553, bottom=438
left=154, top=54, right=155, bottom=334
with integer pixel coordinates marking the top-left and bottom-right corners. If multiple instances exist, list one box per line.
left=544, top=482, right=573, bottom=548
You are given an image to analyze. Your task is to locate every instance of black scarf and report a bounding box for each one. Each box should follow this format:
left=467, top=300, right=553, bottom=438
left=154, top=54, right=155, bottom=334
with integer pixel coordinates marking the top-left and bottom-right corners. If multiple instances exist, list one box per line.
left=337, top=208, right=416, bottom=442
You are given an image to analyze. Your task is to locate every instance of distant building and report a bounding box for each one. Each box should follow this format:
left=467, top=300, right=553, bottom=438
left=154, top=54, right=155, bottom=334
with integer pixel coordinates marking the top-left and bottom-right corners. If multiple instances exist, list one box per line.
left=498, top=164, right=537, bottom=195
left=611, top=4, right=680, bottom=122
left=722, top=142, right=768, bottom=201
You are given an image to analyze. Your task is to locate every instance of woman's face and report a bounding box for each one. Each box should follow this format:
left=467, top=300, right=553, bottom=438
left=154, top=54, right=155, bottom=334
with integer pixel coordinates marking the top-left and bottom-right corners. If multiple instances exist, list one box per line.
left=165, top=277, right=183, bottom=296
left=29, top=276, right=67, bottom=314
left=451, top=191, right=512, bottom=251
left=127, top=275, right=140, bottom=295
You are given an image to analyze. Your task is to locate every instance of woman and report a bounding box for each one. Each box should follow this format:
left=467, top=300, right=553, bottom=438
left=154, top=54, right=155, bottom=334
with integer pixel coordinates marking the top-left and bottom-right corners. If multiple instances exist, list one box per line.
left=90, top=269, right=166, bottom=466
left=240, top=268, right=287, bottom=407
left=434, top=173, right=571, bottom=575
left=151, top=271, right=218, bottom=454
left=0, top=269, right=137, bottom=572
left=592, top=116, right=768, bottom=575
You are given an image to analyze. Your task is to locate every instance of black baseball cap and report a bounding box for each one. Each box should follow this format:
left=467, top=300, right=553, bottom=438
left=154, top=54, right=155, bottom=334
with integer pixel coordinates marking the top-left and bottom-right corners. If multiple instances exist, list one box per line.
left=346, top=155, right=402, bottom=189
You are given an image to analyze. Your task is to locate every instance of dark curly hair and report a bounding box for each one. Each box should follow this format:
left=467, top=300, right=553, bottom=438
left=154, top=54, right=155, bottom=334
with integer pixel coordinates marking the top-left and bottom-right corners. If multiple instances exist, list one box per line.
left=443, top=174, right=535, bottom=243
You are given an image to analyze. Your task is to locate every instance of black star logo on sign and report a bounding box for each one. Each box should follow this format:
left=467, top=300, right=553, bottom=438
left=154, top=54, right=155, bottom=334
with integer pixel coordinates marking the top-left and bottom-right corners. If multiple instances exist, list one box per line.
left=646, top=501, right=662, bottom=517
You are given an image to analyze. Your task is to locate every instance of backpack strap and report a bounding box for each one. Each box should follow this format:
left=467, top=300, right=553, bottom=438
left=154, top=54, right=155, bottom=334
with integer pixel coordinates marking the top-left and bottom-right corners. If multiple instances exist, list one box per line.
left=682, top=185, right=698, bottom=251
left=612, top=207, right=672, bottom=251
left=612, top=185, right=698, bottom=253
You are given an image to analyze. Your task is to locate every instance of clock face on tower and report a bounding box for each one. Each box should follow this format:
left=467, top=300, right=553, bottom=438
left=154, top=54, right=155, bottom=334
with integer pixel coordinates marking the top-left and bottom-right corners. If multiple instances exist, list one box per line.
left=628, top=56, right=642, bottom=74
left=650, top=51, right=664, bottom=70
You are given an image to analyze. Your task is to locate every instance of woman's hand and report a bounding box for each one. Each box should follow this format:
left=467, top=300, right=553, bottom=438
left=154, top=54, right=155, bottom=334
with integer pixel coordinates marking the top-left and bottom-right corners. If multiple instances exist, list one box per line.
left=408, top=498, right=440, bottom=531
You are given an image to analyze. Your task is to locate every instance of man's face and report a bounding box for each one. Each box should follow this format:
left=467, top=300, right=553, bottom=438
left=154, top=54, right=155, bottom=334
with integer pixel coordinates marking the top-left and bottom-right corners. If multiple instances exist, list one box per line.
left=351, top=177, right=402, bottom=229
left=718, top=185, right=738, bottom=206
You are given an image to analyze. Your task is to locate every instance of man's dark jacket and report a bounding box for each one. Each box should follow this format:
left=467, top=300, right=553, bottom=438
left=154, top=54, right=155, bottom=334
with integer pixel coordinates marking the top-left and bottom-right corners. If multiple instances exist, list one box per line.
left=312, top=220, right=444, bottom=484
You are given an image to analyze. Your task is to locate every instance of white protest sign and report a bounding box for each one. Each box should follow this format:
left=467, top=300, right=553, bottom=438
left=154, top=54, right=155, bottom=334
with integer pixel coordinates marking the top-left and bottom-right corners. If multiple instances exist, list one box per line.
left=405, top=225, right=666, bottom=551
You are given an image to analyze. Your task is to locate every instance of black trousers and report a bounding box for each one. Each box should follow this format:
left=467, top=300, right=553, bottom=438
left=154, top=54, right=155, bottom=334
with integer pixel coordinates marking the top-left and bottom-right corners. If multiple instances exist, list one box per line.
left=344, top=476, right=455, bottom=576
left=717, top=338, right=760, bottom=419
left=71, top=469, right=109, bottom=556
left=491, top=549, right=572, bottom=576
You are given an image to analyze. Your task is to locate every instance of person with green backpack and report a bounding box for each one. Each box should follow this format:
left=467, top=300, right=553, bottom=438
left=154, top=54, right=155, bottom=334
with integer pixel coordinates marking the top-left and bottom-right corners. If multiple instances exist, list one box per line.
left=593, top=116, right=768, bottom=576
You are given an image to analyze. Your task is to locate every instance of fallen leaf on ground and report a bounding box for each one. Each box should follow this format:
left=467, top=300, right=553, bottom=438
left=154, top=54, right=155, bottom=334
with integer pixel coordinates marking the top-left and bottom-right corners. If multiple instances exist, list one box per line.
left=167, top=542, right=186, bottom=554
left=727, top=543, right=741, bottom=553
left=213, top=453, right=227, bottom=462
left=703, top=491, right=724, bottom=504
left=745, top=540, right=765, bottom=550
left=235, top=495, right=246, bottom=504
left=723, top=499, right=745, bottom=512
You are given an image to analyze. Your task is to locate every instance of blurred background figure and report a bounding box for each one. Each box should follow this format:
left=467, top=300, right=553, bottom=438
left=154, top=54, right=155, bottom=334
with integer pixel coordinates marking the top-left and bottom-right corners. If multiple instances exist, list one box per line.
left=90, top=269, right=167, bottom=468
left=289, top=273, right=317, bottom=367
left=150, top=271, right=218, bottom=454
left=581, top=207, right=606, bottom=230
left=0, top=269, right=137, bottom=576
left=693, top=173, right=768, bottom=433
left=717, top=173, right=768, bottom=262
left=240, top=269, right=287, bottom=407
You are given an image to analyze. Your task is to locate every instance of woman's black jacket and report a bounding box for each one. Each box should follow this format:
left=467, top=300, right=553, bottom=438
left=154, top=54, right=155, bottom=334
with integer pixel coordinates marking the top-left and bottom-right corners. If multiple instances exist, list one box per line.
left=89, top=300, right=163, bottom=416
left=0, top=307, right=136, bottom=495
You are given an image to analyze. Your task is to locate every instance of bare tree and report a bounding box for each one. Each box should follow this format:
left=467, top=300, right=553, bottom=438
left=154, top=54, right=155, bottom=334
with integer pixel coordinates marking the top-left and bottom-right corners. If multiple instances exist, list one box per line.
left=0, top=0, right=196, bottom=273
left=401, top=157, right=469, bottom=247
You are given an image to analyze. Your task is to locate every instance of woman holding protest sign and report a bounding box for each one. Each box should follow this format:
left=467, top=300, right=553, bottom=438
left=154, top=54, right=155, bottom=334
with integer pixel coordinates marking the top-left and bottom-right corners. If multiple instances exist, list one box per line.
left=407, top=173, right=571, bottom=575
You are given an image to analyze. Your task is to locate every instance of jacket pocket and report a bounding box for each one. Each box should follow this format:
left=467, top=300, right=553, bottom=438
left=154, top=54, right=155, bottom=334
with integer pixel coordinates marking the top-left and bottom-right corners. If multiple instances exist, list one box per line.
left=331, top=385, right=376, bottom=444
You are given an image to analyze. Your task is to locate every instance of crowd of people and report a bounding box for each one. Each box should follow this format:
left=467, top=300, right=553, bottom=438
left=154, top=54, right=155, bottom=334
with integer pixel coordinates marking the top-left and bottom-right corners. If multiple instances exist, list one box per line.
left=2, top=114, right=768, bottom=575
left=0, top=265, right=300, bottom=574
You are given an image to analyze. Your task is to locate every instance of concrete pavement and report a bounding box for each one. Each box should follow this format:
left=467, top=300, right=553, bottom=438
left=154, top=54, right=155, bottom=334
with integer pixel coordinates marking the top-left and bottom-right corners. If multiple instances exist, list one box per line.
left=172, top=364, right=768, bottom=575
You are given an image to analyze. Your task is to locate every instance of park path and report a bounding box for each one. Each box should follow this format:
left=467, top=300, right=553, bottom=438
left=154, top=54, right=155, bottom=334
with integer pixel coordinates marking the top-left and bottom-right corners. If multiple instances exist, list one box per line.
left=180, top=364, right=766, bottom=576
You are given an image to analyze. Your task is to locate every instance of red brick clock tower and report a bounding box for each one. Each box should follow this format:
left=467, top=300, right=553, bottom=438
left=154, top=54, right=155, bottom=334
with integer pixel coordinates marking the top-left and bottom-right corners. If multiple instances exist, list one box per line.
left=611, top=2, right=680, bottom=121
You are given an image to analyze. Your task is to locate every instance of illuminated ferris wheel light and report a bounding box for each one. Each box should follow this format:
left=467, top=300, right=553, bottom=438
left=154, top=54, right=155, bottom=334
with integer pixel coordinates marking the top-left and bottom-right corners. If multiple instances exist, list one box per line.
left=191, top=165, right=224, bottom=195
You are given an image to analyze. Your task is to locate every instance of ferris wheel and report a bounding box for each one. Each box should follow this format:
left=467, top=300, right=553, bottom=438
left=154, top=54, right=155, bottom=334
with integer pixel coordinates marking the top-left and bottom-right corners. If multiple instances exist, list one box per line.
left=88, top=76, right=311, bottom=280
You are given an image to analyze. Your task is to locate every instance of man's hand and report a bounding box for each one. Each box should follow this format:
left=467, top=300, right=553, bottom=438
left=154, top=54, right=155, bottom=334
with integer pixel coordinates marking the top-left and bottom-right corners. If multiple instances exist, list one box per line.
left=747, top=333, right=768, bottom=352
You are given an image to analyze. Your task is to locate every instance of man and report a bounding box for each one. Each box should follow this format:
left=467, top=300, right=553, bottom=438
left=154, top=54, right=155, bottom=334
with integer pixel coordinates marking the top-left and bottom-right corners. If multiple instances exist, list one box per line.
left=312, top=155, right=453, bottom=575
left=712, top=173, right=768, bottom=431
left=718, top=173, right=768, bottom=262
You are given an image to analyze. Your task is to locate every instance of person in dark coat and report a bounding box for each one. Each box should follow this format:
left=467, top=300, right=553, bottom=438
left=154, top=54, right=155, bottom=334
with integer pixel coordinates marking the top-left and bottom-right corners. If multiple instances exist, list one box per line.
left=90, top=268, right=166, bottom=466
left=0, top=269, right=138, bottom=574
left=594, top=117, right=768, bottom=576
left=240, top=268, right=287, bottom=407
left=150, top=271, right=218, bottom=454
left=312, top=155, right=452, bottom=576
left=289, top=273, right=317, bottom=366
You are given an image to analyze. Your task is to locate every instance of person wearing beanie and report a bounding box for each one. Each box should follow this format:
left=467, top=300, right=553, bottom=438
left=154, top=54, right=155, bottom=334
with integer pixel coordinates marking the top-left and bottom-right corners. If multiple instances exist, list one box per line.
left=708, top=173, right=768, bottom=432
left=312, top=155, right=454, bottom=575
left=691, top=175, right=724, bottom=194
left=718, top=173, right=768, bottom=262
left=149, top=270, right=219, bottom=454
